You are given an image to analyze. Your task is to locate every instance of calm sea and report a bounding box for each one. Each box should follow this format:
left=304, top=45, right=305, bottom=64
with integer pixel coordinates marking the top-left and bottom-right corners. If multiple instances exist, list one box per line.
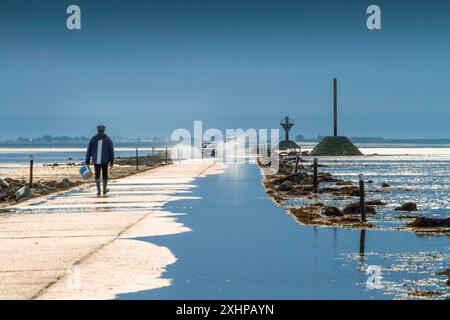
left=0, top=146, right=161, bottom=164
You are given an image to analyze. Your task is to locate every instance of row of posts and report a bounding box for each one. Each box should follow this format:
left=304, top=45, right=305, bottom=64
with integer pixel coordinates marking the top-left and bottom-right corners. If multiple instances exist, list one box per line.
left=134, top=146, right=171, bottom=172
left=29, top=147, right=172, bottom=178
left=27, top=149, right=368, bottom=223
left=26, top=147, right=171, bottom=185
left=295, top=155, right=366, bottom=223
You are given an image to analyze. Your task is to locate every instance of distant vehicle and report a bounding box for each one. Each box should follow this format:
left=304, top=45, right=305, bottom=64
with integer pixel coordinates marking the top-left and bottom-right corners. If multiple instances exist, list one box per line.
left=201, top=141, right=217, bottom=158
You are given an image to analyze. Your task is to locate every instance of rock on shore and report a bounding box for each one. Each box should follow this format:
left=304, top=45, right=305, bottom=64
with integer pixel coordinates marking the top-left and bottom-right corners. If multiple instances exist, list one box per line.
left=343, top=203, right=377, bottom=215
left=323, top=206, right=343, bottom=217
left=115, top=153, right=170, bottom=166
left=0, top=177, right=83, bottom=204
left=395, top=202, right=418, bottom=211
left=408, top=217, right=450, bottom=228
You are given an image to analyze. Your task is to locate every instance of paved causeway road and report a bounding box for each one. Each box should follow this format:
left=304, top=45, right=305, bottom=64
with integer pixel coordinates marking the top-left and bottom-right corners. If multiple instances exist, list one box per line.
left=0, top=160, right=222, bottom=299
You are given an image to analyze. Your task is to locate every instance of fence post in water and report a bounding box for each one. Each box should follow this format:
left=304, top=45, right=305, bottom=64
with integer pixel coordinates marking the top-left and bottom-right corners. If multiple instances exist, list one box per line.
left=294, top=154, right=300, bottom=174
left=313, top=157, right=318, bottom=193
left=29, top=155, right=34, bottom=188
left=359, top=229, right=366, bottom=259
left=135, top=148, right=139, bottom=171
left=152, top=146, right=155, bottom=154
left=165, top=146, right=168, bottom=164
left=359, top=174, right=366, bottom=222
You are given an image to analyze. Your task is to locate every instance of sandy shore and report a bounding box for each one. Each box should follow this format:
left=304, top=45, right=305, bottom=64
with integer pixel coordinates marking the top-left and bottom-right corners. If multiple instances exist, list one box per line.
left=0, top=155, right=169, bottom=208
left=0, top=159, right=224, bottom=300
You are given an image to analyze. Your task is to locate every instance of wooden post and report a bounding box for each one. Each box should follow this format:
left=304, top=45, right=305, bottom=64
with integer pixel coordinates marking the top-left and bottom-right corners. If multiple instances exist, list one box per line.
left=359, top=174, right=366, bottom=222
left=294, top=154, right=300, bottom=174
left=333, top=78, right=338, bottom=137
left=177, top=148, right=180, bottom=162
left=165, top=146, right=168, bottom=164
left=135, top=148, right=139, bottom=171
left=313, top=157, right=318, bottom=193
left=359, top=229, right=366, bottom=258
left=152, top=146, right=155, bottom=154
left=29, top=155, right=34, bottom=187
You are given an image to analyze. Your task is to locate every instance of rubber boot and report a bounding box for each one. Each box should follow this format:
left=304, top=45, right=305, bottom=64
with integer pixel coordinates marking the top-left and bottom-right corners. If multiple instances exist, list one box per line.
left=95, top=179, right=101, bottom=196
left=103, top=179, right=109, bottom=195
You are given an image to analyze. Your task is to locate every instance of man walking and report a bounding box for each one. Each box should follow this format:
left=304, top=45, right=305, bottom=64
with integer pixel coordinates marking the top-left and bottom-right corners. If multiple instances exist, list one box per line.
left=85, top=125, right=115, bottom=196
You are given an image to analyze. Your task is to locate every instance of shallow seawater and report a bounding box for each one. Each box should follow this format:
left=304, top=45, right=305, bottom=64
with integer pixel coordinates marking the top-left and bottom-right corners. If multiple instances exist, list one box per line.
left=299, top=147, right=450, bottom=223
left=0, top=147, right=158, bottom=165
left=119, top=160, right=449, bottom=300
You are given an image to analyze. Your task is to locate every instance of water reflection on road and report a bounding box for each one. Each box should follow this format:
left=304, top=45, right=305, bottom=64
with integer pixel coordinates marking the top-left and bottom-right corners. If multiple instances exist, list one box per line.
left=120, top=163, right=449, bottom=300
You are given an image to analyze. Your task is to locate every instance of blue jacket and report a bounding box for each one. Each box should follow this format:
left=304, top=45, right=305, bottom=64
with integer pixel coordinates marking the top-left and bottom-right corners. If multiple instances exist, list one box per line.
left=85, top=133, right=114, bottom=165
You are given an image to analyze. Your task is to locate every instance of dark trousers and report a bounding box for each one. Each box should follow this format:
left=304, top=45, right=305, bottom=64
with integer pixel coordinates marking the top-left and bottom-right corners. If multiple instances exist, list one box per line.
left=94, top=164, right=109, bottom=180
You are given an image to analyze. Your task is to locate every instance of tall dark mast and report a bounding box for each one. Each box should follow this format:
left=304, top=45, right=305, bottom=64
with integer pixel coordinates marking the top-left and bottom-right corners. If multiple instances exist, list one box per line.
left=309, top=78, right=362, bottom=156
left=333, top=78, right=337, bottom=137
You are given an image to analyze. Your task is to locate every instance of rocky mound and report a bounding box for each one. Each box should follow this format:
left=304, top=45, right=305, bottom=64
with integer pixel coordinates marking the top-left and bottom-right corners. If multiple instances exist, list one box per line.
left=310, top=136, right=362, bottom=156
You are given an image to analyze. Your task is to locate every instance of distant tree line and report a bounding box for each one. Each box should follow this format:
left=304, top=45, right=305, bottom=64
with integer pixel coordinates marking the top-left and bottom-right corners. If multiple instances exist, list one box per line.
left=16, top=135, right=89, bottom=143
left=0, top=135, right=170, bottom=147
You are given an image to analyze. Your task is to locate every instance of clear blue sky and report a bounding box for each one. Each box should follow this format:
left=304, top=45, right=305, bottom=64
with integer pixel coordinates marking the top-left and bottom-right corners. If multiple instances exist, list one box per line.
left=1, top=0, right=449, bottom=139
